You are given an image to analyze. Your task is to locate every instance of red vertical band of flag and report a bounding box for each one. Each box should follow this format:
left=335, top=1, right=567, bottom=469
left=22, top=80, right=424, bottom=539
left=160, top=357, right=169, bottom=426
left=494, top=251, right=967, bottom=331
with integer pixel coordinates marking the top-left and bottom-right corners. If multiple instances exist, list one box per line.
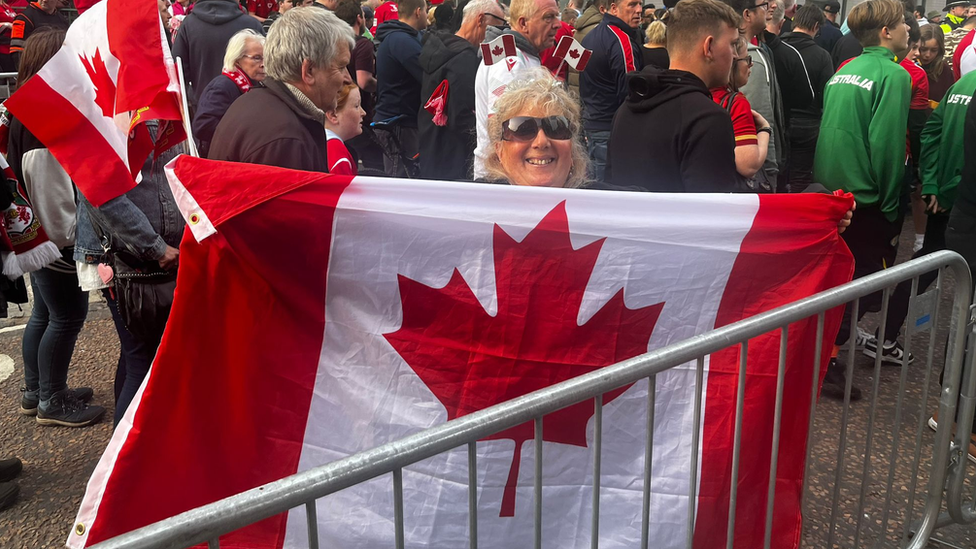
left=106, top=0, right=179, bottom=115
left=694, top=193, right=854, bottom=548
left=80, top=160, right=353, bottom=547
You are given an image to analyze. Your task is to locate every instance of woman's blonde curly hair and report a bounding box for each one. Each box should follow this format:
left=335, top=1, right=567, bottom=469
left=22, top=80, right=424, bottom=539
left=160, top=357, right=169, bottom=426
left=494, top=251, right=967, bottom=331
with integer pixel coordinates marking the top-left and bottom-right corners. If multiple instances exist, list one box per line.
left=483, top=69, right=589, bottom=188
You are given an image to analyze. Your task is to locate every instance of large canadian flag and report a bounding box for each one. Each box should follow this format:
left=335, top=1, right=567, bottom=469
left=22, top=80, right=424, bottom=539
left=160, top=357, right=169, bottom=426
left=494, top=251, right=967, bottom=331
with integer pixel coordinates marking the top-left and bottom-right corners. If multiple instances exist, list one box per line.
left=4, top=0, right=183, bottom=206
left=69, top=157, right=854, bottom=549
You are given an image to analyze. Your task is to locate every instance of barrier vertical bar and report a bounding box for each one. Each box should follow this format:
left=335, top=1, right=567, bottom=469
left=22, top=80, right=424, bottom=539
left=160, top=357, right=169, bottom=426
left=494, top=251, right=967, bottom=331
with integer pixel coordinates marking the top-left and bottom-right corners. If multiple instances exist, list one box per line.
left=853, top=287, right=891, bottom=548
left=592, top=394, right=603, bottom=549
left=469, top=441, right=478, bottom=549
left=903, top=269, right=943, bottom=543
left=828, top=298, right=859, bottom=548
left=535, top=417, right=543, bottom=549
left=880, top=277, right=919, bottom=539
left=305, top=501, right=319, bottom=549
left=726, top=340, right=750, bottom=549
left=686, top=357, right=705, bottom=548
left=763, top=327, right=789, bottom=549
left=394, top=469, right=405, bottom=549
left=799, top=313, right=825, bottom=543
left=641, top=375, right=657, bottom=549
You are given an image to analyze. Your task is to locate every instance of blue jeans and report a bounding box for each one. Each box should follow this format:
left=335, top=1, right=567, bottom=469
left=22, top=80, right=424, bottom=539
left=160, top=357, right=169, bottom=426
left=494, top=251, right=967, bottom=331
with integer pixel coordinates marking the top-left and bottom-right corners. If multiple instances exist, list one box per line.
left=22, top=267, right=89, bottom=402
left=585, top=130, right=610, bottom=182
left=103, top=288, right=162, bottom=426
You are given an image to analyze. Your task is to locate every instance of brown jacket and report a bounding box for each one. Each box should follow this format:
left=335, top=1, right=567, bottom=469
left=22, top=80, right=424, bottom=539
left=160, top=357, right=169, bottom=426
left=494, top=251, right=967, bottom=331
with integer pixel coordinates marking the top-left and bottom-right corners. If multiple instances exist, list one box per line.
left=209, top=79, right=329, bottom=173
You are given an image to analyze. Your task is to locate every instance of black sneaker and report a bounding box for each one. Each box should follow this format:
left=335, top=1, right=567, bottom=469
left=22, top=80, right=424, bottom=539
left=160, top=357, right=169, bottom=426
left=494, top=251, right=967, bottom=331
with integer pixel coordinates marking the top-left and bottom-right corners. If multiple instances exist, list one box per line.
left=821, top=358, right=863, bottom=401
left=863, top=338, right=915, bottom=365
left=20, top=387, right=94, bottom=416
left=35, top=390, right=105, bottom=427
left=0, top=482, right=17, bottom=512
left=0, top=458, right=21, bottom=483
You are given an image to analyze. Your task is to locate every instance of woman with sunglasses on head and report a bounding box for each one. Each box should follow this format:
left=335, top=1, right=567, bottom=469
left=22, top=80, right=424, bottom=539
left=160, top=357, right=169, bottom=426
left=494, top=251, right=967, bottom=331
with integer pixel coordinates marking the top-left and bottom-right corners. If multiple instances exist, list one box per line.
left=710, top=37, right=770, bottom=181
left=192, top=29, right=266, bottom=158
left=482, top=70, right=588, bottom=188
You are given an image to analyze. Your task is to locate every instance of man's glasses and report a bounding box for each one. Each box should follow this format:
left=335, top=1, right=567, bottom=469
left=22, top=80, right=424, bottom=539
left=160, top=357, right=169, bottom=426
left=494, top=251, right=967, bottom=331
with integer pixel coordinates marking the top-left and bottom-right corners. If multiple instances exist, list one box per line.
left=753, top=1, right=770, bottom=10
left=501, top=116, right=573, bottom=142
left=485, top=12, right=506, bottom=24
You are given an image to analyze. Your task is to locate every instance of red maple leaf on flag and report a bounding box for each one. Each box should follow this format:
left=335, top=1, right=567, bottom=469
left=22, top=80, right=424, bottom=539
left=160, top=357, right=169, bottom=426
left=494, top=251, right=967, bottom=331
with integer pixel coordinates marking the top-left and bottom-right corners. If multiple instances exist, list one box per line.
left=492, top=45, right=504, bottom=56
left=569, top=48, right=581, bottom=59
left=385, top=202, right=664, bottom=517
left=79, top=49, right=116, bottom=119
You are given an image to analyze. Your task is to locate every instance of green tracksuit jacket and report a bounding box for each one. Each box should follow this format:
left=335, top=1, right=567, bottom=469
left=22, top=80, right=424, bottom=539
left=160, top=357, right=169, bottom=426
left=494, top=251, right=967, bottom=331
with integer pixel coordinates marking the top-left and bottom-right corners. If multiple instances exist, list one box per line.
left=814, top=46, right=910, bottom=222
left=919, top=70, right=976, bottom=211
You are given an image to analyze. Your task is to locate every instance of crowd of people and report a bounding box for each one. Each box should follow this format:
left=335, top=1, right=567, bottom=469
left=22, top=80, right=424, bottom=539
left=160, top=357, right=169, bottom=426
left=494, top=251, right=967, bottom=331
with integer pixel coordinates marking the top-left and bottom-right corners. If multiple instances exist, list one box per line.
left=3, top=0, right=976, bottom=517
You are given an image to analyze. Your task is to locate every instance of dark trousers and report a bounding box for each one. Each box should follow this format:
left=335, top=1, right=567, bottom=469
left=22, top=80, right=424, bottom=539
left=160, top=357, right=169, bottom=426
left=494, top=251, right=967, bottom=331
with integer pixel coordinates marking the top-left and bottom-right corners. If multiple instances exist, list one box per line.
left=945, top=207, right=976, bottom=434
left=883, top=212, right=949, bottom=335
left=22, top=268, right=89, bottom=402
left=787, top=117, right=819, bottom=193
left=835, top=206, right=904, bottom=346
left=375, top=126, right=419, bottom=177
left=347, top=126, right=385, bottom=172
left=104, top=288, right=168, bottom=426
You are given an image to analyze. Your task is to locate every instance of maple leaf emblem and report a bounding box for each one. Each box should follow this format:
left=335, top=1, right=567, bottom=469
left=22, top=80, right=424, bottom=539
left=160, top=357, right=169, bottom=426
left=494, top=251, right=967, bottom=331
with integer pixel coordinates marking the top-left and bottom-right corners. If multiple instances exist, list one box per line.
left=79, top=49, right=116, bottom=119
left=569, top=48, right=581, bottom=59
left=385, top=202, right=664, bottom=517
left=492, top=45, right=504, bottom=56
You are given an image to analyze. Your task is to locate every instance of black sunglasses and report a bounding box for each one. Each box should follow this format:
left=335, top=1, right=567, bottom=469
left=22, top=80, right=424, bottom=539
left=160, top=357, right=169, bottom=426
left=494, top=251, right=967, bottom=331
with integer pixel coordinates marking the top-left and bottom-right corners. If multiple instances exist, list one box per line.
left=752, top=1, right=770, bottom=10
left=484, top=12, right=507, bottom=24
left=501, top=116, right=573, bottom=142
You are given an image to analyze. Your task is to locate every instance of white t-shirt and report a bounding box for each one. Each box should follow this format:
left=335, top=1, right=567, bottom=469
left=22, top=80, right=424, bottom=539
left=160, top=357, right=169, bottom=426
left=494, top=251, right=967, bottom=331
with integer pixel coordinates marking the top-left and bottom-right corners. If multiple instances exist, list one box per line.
left=473, top=47, right=542, bottom=179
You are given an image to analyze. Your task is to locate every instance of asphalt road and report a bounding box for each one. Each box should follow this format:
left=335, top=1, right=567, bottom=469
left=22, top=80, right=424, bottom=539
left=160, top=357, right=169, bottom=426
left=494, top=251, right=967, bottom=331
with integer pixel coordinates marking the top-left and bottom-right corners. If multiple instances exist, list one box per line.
left=0, top=219, right=974, bottom=549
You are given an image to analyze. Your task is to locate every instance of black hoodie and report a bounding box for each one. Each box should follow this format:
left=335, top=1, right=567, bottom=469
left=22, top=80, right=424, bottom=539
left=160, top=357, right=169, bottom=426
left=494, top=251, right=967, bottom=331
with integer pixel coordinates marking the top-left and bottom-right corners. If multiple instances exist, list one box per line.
left=417, top=31, right=479, bottom=180
left=375, top=20, right=424, bottom=127
left=606, top=67, right=736, bottom=192
left=172, top=0, right=264, bottom=106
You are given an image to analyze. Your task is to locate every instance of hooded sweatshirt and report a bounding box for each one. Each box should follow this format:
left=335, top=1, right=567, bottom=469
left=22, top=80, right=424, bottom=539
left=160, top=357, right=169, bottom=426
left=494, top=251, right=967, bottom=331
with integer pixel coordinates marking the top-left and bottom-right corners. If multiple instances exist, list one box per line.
left=606, top=67, right=737, bottom=192
left=778, top=31, right=834, bottom=120
left=172, top=0, right=263, bottom=106
left=374, top=20, right=424, bottom=128
left=418, top=31, right=480, bottom=180
left=814, top=46, right=910, bottom=221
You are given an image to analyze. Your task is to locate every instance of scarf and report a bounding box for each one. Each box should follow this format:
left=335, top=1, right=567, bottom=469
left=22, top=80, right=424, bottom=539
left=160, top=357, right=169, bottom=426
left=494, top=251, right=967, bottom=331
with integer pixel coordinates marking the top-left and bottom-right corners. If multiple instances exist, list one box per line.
left=222, top=68, right=252, bottom=95
left=284, top=82, right=326, bottom=124
left=0, top=155, right=60, bottom=279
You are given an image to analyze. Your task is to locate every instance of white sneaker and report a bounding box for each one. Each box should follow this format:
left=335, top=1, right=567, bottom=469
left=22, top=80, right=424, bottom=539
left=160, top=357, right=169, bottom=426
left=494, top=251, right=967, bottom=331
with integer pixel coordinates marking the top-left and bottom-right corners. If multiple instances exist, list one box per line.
left=855, top=327, right=874, bottom=349
left=913, top=234, right=924, bottom=253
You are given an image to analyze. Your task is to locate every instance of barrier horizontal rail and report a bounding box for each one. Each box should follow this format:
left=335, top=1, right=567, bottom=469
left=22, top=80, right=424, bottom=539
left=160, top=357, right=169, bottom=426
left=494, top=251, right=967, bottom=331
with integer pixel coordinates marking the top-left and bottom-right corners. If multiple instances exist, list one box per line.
left=89, top=250, right=973, bottom=549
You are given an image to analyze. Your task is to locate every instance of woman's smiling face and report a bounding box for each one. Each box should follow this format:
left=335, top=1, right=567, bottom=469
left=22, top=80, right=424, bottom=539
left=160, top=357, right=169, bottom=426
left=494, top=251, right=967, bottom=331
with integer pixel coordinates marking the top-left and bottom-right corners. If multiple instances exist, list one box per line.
left=495, top=105, right=573, bottom=188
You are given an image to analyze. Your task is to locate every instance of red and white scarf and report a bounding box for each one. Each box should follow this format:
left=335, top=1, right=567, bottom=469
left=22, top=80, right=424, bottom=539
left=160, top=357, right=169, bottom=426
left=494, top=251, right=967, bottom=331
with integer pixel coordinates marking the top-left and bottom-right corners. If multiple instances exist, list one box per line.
left=222, top=68, right=252, bottom=95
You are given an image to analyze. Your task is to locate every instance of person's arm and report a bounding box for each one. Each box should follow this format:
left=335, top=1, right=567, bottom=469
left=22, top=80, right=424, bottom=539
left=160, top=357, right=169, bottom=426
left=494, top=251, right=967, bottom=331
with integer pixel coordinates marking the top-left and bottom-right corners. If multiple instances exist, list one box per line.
left=739, top=51, right=777, bottom=165
left=9, top=14, right=28, bottom=68
left=867, top=71, right=911, bottom=202
left=356, top=70, right=377, bottom=92
left=919, top=99, right=945, bottom=201
left=608, top=32, right=636, bottom=108
left=192, top=80, right=237, bottom=155
left=354, top=43, right=377, bottom=92
left=90, top=193, right=169, bottom=261
left=404, top=36, right=424, bottom=84
left=681, top=110, right=739, bottom=192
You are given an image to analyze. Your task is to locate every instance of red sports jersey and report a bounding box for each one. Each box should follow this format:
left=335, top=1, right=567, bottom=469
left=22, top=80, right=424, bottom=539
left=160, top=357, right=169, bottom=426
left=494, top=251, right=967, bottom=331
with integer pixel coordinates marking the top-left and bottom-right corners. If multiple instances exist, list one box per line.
left=326, top=132, right=357, bottom=176
left=371, top=0, right=398, bottom=34
left=711, top=88, right=758, bottom=147
left=247, top=0, right=278, bottom=18
left=900, top=58, right=930, bottom=110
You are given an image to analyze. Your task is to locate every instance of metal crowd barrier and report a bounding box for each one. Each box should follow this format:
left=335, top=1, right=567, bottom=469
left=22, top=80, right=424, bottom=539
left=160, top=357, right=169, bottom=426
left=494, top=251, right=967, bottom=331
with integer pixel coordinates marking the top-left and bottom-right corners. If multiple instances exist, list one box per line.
left=89, top=250, right=976, bottom=549
left=0, top=72, right=17, bottom=101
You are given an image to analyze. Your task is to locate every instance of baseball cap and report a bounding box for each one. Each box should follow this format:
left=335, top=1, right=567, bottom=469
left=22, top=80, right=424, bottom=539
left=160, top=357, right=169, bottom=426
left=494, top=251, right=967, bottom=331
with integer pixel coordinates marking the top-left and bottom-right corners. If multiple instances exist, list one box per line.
left=823, top=0, right=840, bottom=14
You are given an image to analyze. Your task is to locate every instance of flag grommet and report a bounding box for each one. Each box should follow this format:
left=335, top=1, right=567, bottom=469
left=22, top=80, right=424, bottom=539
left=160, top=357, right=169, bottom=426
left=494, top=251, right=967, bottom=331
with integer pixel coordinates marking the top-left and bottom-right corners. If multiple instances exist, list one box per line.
left=74, top=523, right=85, bottom=536
left=189, top=213, right=201, bottom=225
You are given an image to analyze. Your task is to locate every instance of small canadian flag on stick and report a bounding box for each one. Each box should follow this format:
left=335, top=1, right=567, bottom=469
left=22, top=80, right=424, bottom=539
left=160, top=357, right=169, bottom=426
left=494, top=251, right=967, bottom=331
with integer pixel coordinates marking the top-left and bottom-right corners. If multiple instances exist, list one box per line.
left=481, top=34, right=517, bottom=66
left=552, top=35, right=592, bottom=72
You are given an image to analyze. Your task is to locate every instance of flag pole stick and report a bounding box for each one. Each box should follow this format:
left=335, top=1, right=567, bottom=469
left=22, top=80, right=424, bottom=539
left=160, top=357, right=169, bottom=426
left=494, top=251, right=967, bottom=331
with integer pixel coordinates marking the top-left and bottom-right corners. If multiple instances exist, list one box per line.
left=175, top=57, right=199, bottom=158
left=555, top=58, right=566, bottom=80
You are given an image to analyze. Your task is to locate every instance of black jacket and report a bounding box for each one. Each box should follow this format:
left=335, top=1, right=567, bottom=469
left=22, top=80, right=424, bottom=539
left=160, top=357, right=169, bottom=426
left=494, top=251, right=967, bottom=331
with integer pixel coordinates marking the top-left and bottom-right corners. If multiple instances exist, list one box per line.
left=607, top=67, right=736, bottom=192
left=580, top=14, right=643, bottom=131
left=831, top=32, right=863, bottom=70
left=417, top=31, right=479, bottom=181
left=192, top=73, right=246, bottom=159
left=209, top=79, right=328, bottom=172
left=777, top=31, right=834, bottom=120
left=374, top=20, right=424, bottom=127
left=172, top=0, right=263, bottom=107
left=815, top=19, right=843, bottom=54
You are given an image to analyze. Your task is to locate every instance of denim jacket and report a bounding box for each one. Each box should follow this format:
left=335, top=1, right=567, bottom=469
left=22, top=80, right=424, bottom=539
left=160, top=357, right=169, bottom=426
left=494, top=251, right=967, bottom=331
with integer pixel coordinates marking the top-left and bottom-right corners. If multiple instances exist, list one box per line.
left=74, top=121, right=186, bottom=264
